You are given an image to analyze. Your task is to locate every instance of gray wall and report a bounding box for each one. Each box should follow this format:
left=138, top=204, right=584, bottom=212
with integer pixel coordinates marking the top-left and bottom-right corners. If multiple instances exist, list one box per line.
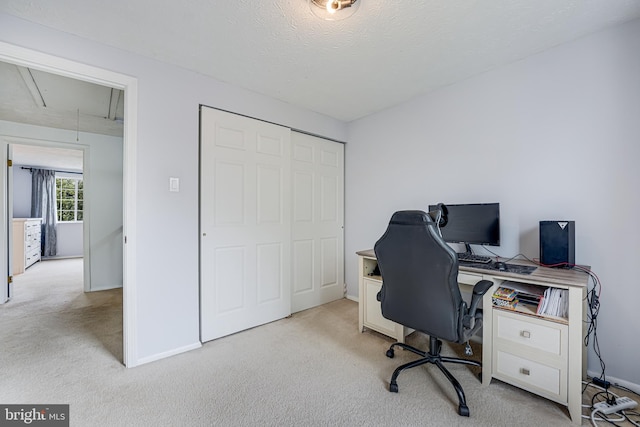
left=12, top=165, right=83, bottom=258
left=345, top=19, right=640, bottom=389
left=11, top=165, right=31, bottom=218
left=0, top=13, right=347, bottom=365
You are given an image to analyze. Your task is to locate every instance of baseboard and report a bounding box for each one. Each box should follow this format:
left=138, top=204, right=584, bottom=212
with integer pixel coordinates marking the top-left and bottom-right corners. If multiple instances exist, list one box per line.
left=41, top=255, right=82, bottom=260
left=345, top=294, right=358, bottom=303
left=587, top=370, right=640, bottom=395
left=134, top=342, right=202, bottom=367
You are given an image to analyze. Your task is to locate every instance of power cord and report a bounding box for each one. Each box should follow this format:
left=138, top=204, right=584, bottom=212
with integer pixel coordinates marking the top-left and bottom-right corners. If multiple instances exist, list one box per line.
left=581, top=381, right=638, bottom=426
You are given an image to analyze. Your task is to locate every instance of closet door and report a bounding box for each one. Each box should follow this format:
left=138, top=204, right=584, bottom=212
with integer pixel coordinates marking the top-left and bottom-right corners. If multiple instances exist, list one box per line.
left=291, top=132, right=344, bottom=313
left=200, top=107, right=291, bottom=342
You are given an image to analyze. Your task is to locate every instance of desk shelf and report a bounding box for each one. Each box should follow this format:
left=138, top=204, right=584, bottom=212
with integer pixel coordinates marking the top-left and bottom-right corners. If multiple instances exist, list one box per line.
left=493, top=305, right=568, bottom=325
left=492, top=279, right=571, bottom=325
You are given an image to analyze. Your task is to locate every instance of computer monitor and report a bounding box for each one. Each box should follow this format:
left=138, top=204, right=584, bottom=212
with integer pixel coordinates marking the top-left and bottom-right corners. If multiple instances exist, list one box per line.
left=428, top=203, right=500, bottom=252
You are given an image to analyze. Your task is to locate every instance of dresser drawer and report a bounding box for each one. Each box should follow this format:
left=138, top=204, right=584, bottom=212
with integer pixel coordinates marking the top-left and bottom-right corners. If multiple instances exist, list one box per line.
left=25, top=222, right=41, bottom=240
left=25, top=220, right=40, bottom=231
left=25, top=247, right=41, bottom=268
left=494, top=309, right=566, bottom=356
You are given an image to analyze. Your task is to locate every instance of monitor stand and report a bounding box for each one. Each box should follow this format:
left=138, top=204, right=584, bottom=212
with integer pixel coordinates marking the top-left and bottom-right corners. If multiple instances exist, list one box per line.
left=462, top=243, right=473, bottom=255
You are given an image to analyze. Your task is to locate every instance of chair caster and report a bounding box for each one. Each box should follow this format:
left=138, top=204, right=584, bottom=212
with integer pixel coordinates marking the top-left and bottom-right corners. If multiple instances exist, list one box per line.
left=458, top=404, right=470, bottom=417
left=389, top=381, right=398, bottom=393
left=386, top=349, right=395, bottom=358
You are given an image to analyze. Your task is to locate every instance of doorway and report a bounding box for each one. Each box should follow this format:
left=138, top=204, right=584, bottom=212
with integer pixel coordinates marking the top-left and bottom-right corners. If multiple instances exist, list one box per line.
left=9, top=143, right=85, bottom=288
left=0, top=41, right=138, bottom=367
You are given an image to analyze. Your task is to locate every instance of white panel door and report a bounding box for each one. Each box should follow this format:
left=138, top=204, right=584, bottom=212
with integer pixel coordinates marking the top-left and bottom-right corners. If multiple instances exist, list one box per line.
left=291, top=132, right=344, bottom=313
left=200, top=107, right=291, bottom=342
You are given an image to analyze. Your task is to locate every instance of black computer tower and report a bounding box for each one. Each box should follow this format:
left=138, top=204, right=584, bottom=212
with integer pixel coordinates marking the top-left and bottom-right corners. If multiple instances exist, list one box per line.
left=540, top=221, right=575, bottom=267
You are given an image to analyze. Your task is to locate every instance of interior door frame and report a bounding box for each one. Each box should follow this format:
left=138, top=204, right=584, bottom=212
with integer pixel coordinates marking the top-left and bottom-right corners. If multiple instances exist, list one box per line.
left=0, top=41, right=139, bottom=367
left=5, top=144, right=13, bottom=302
left=5, top=139, right=90, bottom=289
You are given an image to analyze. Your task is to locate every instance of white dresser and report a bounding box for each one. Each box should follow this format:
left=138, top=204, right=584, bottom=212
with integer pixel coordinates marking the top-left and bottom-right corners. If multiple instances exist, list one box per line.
left=13, top=218, right=42, bottom=275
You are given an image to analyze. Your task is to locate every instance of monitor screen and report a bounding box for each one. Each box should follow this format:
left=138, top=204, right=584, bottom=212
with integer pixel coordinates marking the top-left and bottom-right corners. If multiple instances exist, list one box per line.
left=428, top=203, right=500, bottom=246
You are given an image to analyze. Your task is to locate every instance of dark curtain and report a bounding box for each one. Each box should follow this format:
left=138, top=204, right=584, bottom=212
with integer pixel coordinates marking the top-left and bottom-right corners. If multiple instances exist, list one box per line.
left=30, top=168, right=57, bottom=257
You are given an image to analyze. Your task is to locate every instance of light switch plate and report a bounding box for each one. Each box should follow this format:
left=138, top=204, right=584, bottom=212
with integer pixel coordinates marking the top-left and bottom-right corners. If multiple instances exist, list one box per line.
left=169, top=177, right=180, bottom=192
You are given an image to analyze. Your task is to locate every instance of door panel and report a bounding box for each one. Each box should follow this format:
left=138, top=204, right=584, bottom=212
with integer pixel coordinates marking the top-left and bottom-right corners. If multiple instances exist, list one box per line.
left=200, top=107, right=291, bottom=342
left=291, top=132, right=344, bottom=313
left=292, top=239, right=313, bottom=294
left=214, top=161, right=245, bottom=225
left=320, top=237, right=338, bottom=287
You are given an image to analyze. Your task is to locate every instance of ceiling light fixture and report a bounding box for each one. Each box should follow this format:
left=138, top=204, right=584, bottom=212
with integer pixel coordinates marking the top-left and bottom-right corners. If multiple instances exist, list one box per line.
left=309, top=0, right=360, bottom=21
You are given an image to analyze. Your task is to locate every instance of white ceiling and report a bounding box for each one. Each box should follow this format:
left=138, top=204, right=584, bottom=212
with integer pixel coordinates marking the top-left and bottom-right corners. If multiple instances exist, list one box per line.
left=12, top=145, right=84, bottom=172
left=0, top=61, right=124, bottom=137
left=1, top=0, right=640, bottom=123
left=0, top=61, right=121, bottom=170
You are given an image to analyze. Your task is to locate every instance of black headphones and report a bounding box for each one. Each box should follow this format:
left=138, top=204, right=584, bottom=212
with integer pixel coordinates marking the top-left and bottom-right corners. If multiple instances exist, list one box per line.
left=437, top=203, right=448, bottom=228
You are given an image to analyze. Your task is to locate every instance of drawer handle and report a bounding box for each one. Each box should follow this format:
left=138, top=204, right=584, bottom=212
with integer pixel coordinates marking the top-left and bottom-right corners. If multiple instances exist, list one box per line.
left=520, top=368, right=530, bottom=376
left=520, top=330, right=531, bottom=339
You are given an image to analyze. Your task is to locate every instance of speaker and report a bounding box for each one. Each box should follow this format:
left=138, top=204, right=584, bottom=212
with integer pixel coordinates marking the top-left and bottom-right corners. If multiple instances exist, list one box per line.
left=540, top=221, right=575, bottom=267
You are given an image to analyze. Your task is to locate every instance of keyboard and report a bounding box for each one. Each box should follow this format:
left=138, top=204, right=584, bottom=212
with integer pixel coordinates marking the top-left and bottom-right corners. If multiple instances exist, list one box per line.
left=457, top=253, right=492, bottom=264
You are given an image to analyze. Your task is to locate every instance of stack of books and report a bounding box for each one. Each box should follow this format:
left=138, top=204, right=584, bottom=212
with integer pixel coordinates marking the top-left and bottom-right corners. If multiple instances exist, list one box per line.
left=502, top=281, right=545, bottom=313
left=538, top=288, right=569, bottom=318
left=492, top=287, right=518, bottom=310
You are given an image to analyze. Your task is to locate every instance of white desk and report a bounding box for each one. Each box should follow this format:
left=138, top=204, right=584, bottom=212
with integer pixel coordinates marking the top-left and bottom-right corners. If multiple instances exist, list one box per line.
left=356, top=249, right=589, bottom=424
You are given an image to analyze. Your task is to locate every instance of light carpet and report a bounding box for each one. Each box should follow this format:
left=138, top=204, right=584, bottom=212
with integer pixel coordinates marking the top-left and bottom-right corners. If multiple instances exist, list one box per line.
left=0, top=259, right=611, bottom=426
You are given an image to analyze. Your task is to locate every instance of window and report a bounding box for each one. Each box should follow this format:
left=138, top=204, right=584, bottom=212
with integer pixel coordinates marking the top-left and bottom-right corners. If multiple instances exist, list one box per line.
left=56, top=177, right=83, bottom=222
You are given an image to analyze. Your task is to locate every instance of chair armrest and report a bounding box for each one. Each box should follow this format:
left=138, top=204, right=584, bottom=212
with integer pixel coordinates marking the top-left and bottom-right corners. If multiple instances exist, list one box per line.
left=472, top=280, right=493, bottom=296
left=468, top=280, right=493, bottom=316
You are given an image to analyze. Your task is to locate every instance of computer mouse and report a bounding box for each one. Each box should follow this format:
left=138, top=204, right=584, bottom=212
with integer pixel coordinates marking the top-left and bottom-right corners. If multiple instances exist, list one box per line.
left=494, top=261, right=508, bottom=271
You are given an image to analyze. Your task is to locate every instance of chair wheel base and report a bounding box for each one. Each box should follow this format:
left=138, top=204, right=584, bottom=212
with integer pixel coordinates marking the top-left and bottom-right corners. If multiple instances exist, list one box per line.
left=458, top=404, right=470, bottom=417
left=389, top=382, right=398, bottom=393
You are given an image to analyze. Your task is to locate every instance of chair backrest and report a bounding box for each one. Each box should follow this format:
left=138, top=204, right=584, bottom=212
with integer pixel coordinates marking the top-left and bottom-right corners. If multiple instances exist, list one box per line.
left=374, top=210, right=463, bottom=342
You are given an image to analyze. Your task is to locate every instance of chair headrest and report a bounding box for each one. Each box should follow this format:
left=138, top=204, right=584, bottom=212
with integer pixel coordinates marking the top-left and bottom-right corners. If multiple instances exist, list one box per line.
left=389, top=210, right=436, bottom=226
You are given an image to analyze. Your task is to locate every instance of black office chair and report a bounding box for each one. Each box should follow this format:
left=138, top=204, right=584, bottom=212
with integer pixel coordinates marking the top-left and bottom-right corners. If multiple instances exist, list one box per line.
left=374, top=210, right=493, bottom=416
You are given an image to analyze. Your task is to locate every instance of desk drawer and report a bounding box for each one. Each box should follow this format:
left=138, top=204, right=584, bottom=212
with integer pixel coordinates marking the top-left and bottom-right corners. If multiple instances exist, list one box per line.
left=495, top=350, right=565, bottom=401
left=458, top=272, right=483, bottom=286
left=494, top=310, right=566, bottom=356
